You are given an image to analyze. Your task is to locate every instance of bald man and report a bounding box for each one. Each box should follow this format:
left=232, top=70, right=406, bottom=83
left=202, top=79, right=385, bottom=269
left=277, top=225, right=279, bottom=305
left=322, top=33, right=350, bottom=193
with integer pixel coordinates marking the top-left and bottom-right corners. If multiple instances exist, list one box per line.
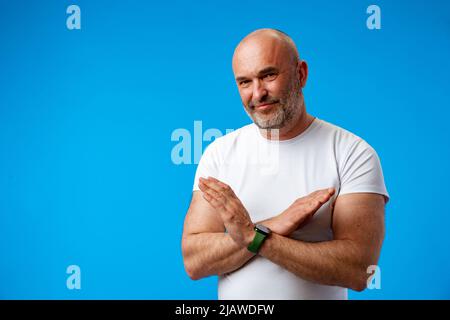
left=181, top=29, right=389, bottom=300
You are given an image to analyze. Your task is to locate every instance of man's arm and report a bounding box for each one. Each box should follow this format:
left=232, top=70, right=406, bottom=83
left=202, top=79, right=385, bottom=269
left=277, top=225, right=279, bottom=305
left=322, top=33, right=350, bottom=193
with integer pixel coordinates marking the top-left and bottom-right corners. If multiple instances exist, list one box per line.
left=181, top=191, right=255, bottom=280
left=187, top=177, right=385, bottom=291
left=258, top=193, right=385, bottom=291
left=181, top=178, right=335, bottom=280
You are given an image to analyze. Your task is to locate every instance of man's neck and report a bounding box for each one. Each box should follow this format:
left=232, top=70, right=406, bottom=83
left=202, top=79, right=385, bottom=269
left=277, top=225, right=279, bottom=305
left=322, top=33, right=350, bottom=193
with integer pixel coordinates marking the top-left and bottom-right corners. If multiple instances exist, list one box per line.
left=258, top=110, right=315, bottom=141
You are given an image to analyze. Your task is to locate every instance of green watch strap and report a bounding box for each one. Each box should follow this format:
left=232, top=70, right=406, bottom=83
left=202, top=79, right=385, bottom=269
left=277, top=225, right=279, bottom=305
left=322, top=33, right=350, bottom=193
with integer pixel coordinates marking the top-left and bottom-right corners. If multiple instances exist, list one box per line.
left=247, top=229, right=267, bottom=253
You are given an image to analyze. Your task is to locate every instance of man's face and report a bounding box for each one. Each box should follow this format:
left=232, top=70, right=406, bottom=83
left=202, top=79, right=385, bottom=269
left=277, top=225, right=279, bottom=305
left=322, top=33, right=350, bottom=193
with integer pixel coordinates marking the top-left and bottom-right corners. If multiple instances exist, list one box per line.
left=232, top=38, right=302, bottom=129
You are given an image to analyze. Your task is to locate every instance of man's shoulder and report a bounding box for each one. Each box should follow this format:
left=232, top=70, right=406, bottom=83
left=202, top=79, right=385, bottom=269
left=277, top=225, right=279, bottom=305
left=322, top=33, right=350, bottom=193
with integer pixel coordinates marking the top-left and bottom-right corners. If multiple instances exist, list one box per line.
left=315, top=118, right=381, bottom=169
left=316, top=118, right=360, bottom=139
left=316, top=118, right=370, bottom=148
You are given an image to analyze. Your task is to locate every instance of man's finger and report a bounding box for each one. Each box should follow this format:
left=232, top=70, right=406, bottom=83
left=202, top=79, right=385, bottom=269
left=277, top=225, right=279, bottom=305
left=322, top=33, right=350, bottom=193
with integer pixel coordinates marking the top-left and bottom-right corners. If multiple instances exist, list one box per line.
left=203, top=193, right=221, bottom=209
left=199, top=180, right=214, bottom=196
left=200, top=180, right=228, bottom=205
left=306, top=189, right=323, bottom=198
left=202, top=191, right=225, bottom=209
left=207, top=177, right=235, bottom=196
left=202, top=177, right=228, bottom=194
left=202, top=192, right=212, bottom=202
left=198, top=179, right=208, bottom=192
left=199, top=178, right=219, bottom=194
left=208, top=177, right=228, bottom=189
left=199, top=178, right=212, bottom=192
left=200, top=183, right=223, bottom=202
left=314, top=191, right=332, bottom=204
left=307, top=188, right=335, bottom=202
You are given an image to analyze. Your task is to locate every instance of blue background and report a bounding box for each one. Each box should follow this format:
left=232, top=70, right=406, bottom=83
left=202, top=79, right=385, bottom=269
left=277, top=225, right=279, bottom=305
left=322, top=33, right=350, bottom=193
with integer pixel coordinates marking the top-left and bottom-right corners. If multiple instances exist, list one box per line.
left=1, top=0, right=449, bottom=299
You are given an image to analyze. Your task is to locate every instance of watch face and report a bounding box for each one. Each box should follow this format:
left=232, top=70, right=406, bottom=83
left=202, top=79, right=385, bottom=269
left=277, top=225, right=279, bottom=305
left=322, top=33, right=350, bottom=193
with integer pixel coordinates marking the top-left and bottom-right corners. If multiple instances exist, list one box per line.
left=255, top=224, right=271, bottom=235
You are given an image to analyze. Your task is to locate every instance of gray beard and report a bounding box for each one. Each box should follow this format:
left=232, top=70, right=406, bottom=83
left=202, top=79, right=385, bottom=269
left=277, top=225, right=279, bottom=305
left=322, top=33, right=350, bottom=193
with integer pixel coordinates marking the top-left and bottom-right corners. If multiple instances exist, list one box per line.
left=252, top=104, right=294, bottom=129
left=249, top=83, right=302, bottom=130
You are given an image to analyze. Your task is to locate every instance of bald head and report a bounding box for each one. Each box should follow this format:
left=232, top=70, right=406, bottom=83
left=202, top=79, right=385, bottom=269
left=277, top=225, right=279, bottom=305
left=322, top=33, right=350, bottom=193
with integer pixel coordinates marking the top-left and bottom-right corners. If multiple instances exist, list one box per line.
left=232, top=29, right=300, bottom=71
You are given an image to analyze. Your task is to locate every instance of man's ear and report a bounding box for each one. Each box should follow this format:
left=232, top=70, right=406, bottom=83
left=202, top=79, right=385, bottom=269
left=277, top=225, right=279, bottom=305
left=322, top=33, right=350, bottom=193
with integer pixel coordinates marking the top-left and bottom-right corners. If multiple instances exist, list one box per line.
left=298, top=60, right=308, bottom=88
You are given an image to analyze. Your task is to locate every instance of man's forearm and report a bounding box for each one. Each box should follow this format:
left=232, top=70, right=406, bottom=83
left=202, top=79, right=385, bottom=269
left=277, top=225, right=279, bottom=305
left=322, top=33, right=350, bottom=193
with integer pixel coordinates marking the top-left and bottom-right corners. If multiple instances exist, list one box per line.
left=182, top=232, right=255, bottom=280
left=259, top=233, right=372, bottom=291
left=182, top=217, right=278, bottom=280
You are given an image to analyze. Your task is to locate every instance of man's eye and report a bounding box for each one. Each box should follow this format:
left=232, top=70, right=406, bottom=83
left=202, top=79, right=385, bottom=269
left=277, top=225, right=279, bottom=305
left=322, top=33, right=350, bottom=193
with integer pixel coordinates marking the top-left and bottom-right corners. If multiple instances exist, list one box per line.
left=240, top=80, right=250, bottom=87
left=264, top=73, right=277, bottom=80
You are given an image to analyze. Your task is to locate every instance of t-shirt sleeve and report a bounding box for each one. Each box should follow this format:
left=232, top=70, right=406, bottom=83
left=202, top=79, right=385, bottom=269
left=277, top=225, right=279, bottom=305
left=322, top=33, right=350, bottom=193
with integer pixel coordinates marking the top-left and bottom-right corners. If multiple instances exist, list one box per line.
left=192, top=141, right=221, bottom=191
left=338, top=139, right=389, bottom=203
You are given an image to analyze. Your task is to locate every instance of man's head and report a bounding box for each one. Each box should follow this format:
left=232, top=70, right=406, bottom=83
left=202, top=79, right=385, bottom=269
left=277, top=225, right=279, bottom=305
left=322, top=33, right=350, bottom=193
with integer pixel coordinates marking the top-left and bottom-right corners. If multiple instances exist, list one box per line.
left=232, top=29, right=308, bottom=130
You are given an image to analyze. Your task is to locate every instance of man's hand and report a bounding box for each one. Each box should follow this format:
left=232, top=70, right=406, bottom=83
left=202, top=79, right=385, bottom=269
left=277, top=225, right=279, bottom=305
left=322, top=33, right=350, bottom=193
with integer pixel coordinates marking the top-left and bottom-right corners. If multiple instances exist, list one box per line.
left=263, top=188, right=335, bottom=236
left=198, top=177, right=254, bottom=248
left=199, top=176, right=335, bottom=243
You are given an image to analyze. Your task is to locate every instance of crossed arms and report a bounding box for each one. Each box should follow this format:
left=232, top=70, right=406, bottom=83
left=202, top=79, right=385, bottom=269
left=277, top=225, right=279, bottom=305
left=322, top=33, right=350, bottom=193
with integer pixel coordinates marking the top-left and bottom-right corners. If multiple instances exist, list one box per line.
left=181, top=177, right=385, bottom=292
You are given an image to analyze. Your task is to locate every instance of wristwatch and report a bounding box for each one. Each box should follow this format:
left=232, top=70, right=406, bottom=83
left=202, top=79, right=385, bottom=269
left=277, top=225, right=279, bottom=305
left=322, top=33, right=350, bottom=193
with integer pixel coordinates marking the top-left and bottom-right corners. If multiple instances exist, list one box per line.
left=247, top=224, right=271, bottom=254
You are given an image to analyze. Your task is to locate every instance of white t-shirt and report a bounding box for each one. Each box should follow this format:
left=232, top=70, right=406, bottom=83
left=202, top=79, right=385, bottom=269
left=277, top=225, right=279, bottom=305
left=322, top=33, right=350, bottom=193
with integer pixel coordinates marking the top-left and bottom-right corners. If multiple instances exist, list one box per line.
left=192, top=117, right=389, bottom=300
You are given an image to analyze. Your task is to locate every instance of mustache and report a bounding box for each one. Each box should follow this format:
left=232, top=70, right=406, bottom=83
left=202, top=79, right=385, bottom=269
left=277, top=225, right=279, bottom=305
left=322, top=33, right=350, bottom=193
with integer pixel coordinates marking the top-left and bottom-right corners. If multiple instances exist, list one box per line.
left=248, top=97, right=280, bottom=109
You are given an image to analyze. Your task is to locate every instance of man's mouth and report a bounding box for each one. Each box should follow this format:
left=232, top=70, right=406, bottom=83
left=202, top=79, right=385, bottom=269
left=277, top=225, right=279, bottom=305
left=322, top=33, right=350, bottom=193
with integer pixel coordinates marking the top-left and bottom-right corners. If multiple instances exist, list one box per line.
left=254, top=102, right=277, bottom=112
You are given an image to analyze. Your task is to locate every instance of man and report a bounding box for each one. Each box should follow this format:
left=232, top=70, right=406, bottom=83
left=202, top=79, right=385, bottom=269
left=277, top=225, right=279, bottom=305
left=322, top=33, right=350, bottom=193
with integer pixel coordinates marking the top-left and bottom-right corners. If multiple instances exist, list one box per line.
left=181, top=29, right=389, bottom=300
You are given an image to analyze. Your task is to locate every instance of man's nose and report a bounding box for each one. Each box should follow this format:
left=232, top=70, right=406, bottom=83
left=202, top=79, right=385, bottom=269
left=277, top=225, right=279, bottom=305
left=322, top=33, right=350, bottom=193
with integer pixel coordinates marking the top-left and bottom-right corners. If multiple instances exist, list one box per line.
left=252, top=80, right=268, bottom=102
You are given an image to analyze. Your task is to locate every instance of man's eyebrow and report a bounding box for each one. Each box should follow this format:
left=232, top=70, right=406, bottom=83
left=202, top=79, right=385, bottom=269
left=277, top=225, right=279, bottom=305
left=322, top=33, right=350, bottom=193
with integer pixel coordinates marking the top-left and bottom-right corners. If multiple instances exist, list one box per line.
left=235, top=66, right=280, bottom=82
left=257, top=66, right=279, bottom=76
left=235, top=76, right=249, bottom=82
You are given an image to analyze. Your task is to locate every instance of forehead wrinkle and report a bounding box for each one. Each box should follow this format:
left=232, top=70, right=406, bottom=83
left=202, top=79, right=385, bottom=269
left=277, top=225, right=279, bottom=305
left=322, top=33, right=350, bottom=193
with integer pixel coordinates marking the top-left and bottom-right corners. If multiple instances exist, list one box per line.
left=233, top=43, right=288, bottom=78
left=235, top=66, right=279, bottom=82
